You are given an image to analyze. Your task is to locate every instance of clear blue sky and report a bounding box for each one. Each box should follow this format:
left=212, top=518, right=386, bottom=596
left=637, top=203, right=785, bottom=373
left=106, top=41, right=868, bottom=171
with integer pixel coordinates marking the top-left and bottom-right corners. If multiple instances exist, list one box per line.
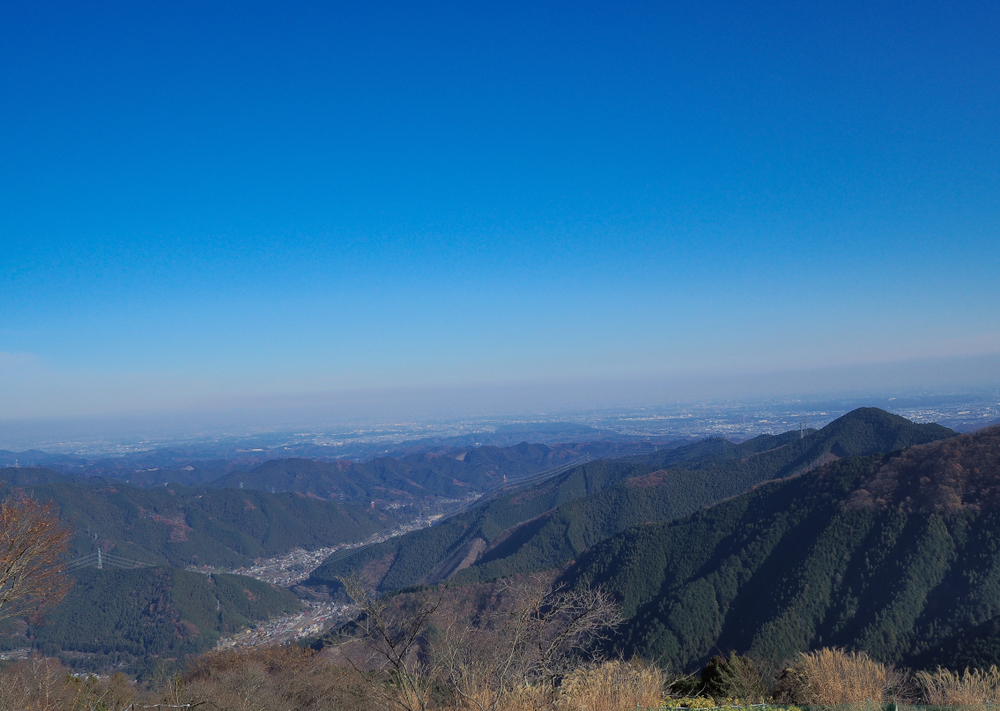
left=2, top=0, right=998, bottom=421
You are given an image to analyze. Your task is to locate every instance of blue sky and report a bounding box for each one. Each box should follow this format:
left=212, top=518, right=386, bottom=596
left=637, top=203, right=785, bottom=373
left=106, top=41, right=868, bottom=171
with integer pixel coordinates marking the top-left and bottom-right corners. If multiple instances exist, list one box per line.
left=2, top=1, right=998, bottom=421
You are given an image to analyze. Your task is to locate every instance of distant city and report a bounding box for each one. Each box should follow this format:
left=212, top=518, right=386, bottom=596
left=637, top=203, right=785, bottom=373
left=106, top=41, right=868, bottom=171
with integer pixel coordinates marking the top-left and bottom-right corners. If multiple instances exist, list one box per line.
left=3, top=389, right=996, bottom=465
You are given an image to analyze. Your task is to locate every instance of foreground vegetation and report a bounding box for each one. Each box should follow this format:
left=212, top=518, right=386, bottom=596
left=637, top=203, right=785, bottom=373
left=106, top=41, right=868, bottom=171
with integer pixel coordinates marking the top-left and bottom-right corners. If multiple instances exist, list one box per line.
left=8, top=645, right=1000, bottom=711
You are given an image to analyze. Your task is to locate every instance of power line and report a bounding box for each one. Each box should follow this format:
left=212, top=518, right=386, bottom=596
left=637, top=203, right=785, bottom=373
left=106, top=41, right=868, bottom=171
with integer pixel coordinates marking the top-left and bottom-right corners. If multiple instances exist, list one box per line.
left=65, top=551, right=150, bottom=572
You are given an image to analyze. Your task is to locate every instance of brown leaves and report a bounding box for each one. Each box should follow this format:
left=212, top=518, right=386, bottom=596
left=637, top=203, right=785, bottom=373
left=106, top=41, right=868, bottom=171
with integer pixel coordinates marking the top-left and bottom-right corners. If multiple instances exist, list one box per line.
left=0, top=495, right=74, bottom=624
left=853, top=425, right=1000, bottom=513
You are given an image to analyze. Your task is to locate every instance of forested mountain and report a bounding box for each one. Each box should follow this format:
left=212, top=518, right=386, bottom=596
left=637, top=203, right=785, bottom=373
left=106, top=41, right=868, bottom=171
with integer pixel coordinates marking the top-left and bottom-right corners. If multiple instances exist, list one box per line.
left=0, top=449, right=86, bottom=469
left=208, top=441, right=650, bottom=501
left=0, top=466, right=75, bottom=486
left=563, top=424, right=1000, bottom=671
left=0, top=470, right=401, bottom=569
left=310, top=408, right=953, bottom=593
left=5, top=566, right=300, bottom=677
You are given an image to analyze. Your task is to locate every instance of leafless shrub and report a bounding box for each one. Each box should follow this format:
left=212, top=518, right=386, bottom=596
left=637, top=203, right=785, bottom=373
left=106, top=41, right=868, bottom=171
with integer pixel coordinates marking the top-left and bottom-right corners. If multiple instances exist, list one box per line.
left=0, top=656, right=70, bottom=711
left=0, top=656, right=140, bottom=711
left=435, top=575, right=622, bottom=711
left=183, top=644, right=377, bottom=711
left=336, top=575, right=444, bottom=711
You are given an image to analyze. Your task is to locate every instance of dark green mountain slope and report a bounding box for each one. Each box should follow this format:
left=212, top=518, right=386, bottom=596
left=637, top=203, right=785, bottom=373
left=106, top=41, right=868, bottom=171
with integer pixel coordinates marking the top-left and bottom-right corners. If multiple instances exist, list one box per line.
left=308, top=452, right=701, bottom=593
left=449, top=409, right=954, bottom=585
left=311, top=409, right=953, bottom=593
left=0, top=473, right=400, bottom=569
left=563, top=425, right=1000, bottom=671
left=913, top=614, right=1000, bottom=671
left=22, top=566, right=299, bottom=674
left=0, top=466, right=75, bottom=487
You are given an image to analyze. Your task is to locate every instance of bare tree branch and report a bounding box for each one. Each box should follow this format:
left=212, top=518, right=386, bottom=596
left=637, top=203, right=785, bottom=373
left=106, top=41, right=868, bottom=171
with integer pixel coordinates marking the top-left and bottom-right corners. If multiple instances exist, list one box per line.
left=436, top=575, right=622, bottom=711
left=335, top=575, right=444, bottom=711
left=0, top=494, right=74, bottom=624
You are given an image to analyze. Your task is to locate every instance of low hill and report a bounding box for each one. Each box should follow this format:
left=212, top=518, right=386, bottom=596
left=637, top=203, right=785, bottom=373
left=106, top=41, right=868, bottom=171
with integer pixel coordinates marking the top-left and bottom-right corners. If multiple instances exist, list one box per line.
left=14, top=566, right=300, bottom=676
left=0, top=466, right=75, bottom=487
left=309, top=409, right=953, bottom=593
left=0, top=449, right=86, bottom=469
left=0, top=472, right=401, bottom=569
left=563, top=425, right=1000, bottom=671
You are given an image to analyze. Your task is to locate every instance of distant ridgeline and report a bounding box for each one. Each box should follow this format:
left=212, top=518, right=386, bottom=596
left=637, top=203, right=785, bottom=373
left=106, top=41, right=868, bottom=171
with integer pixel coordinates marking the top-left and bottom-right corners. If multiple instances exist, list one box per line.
left=309, top=408, right=954, bottom=594
left=48, top=439, right=660, bottom=496
left=205, top=440, right=646, bottom=501
left=0, top=422, right=664, bottom=486
left=562, top=422, right=1000, bottom=671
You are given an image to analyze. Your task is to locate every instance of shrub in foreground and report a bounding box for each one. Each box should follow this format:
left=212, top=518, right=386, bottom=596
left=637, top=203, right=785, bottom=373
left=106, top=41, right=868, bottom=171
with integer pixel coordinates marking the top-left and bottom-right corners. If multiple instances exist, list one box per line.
left=555, top=660, right=664, bottom=711
left=774, top=648, right=902, bottom=705
left=183, top=645, right=377, bottom=711
left=917, top=666, right=1000, bottom=707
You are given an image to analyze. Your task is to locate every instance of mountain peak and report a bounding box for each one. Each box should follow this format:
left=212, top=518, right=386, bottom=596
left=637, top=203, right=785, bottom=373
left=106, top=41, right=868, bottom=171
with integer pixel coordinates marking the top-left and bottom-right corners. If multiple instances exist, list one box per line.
left=807, top=407, right=956, bottom=458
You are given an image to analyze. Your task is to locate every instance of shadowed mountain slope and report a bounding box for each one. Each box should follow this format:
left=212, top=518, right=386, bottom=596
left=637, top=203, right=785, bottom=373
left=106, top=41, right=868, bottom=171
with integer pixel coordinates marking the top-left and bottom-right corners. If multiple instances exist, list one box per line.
left=563, top=425, right=1000, bottom=671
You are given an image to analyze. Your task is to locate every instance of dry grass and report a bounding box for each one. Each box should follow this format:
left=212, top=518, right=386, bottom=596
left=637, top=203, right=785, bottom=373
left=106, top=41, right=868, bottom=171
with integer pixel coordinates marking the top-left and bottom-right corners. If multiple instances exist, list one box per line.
left=917, top=666, right=1000, bottom=707
left=555, top=660, right=664, bottom=711
left=444, top=659, right=662, bottom=711
left=447, top=672, right=550, bottom=711
left=776, top=648, right=901, bottom=705
left=479, top=684, right=551, bottom=711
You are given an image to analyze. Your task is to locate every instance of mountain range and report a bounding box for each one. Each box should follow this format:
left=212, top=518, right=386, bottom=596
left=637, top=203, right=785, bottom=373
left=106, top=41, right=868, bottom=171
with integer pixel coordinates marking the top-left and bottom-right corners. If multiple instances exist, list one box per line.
left=9, top=407, right=999, bottom=678
left=561, top=423, right=1000, bottom=671
left=308, top=408, right=954, bottom=593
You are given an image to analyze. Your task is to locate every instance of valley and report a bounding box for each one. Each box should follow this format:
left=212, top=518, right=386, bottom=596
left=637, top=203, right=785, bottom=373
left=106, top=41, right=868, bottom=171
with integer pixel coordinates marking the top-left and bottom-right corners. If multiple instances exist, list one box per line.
left=188, top=506, right=443, bottom=586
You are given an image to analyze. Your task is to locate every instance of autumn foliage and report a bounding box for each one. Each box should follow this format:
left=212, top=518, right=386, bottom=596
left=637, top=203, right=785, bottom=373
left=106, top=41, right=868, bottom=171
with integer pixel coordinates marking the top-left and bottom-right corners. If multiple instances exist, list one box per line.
left=0, top=493, right=73, bottom=623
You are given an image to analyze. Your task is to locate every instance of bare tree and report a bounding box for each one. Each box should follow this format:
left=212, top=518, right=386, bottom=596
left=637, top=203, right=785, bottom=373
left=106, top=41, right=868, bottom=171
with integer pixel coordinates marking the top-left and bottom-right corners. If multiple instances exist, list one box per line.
left=336, top=575, right=444, bottom=711
left=0, top=494, right=73, bottom=624
left=437, top=575, right=622, bottom=711
left=334, top=574, right=621, bottom=711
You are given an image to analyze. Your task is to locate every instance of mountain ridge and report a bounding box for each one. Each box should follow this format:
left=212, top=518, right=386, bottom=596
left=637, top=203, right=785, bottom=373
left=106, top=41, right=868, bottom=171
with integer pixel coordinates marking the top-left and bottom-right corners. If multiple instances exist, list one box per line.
left=309, top=408, right=955, bottom=593
left=560, top=424, right=1000, bottom=671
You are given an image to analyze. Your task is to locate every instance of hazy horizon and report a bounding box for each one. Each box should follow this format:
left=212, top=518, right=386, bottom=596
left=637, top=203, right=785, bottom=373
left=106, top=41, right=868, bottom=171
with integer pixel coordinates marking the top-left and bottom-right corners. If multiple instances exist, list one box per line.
left=2, top=353, right=997, bottom=452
